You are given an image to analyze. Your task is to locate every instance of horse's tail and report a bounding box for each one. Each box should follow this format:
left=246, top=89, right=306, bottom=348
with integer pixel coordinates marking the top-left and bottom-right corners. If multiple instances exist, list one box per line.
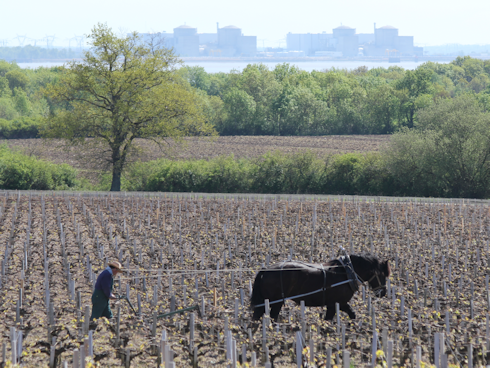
left=250, top=271, right=264, bottom=310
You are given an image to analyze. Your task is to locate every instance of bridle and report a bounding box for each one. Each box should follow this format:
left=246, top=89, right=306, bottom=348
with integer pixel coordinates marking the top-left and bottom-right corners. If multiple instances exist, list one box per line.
left=338, top=247, right=386, bottom=297
left=365, top=272, right=386, bottom=297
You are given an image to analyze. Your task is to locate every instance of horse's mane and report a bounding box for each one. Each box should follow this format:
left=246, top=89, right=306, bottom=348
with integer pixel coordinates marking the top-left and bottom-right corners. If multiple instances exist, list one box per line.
left=349, top=253, right=387, bottom=275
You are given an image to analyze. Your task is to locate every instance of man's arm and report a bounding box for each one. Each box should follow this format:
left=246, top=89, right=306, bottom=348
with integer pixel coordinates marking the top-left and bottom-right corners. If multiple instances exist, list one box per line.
left=100, top=272, right=113, bottom=299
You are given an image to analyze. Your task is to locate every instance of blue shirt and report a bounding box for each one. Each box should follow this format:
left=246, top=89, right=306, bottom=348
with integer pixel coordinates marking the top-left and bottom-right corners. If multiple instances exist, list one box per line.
left=94, top=267, right=114, bottom=299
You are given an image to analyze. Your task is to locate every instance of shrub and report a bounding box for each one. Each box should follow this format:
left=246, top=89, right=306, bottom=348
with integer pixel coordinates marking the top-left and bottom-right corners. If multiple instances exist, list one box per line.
left=0, top=144, right=78, bottom=190
left=0, top=116, right=41, bottom=139
left=385, top=95, right=490, bottom=198
left=125, top=155, right=251, bottom=193
left=124, top=151, right=397, bottom=195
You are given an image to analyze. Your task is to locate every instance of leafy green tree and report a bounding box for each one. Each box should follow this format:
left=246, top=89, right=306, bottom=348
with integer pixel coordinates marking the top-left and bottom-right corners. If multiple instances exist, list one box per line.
left=13, top=88, right=30, bottom=115
left=235, top=64, right=281, bottom=134
left=469, top=74, right=490, bottom=93
left=43, top=23, right=215, bottom=191
left=0, top=77, right=10, bottom=97
left=222, top=88, right=256, bottom=134
left=180, top=66, right=211, bottom=92
left=385, top=95, right=490, bottom=198
left=0, top=61, right=18, bottom=77
left=206, top=72, right=229, bottom=97
left=272, top=63, right=301, bottom=83
left=395, top=68, right=434, bottom=128
left=0, top=98, right=18, bottom=120
left=272, top=86, right=329, bottom=135
left=461, top=58, right=484, bottom=81
left=5, top=70, right=29, bottom=91
left=363, top=83, right=399, bottom=133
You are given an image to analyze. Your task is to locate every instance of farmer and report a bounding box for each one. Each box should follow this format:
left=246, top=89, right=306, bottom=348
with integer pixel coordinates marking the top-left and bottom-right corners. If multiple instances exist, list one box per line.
left=90, top=261, right=123, bottom=321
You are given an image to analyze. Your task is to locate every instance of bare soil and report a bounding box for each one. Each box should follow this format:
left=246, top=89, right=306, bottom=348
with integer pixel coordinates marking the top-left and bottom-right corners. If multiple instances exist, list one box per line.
left=0, top=193, right=486, bottom=367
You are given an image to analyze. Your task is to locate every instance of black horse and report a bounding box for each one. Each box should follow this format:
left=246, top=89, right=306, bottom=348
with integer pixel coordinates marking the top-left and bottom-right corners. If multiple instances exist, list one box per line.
left=250, top=254, right=390, bottom=321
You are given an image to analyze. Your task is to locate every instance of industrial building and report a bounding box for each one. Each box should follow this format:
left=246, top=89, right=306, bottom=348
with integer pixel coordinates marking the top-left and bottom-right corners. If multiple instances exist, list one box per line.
left=366, top=24, right=416, bottom=56
left=332, top=26, right=358, bottom=57
left=138, top=32, right=174, bottom=50
left=286, top=25, right=359, bottom=57
left=214, top=25, right=256, bottom=56
left=137, top=24, right=256, bottom=57
left=287, top=24, right=423, bottom=57
left=173, top=25, right=200, bottom=57
left=286, top=32, right=335, bottom=56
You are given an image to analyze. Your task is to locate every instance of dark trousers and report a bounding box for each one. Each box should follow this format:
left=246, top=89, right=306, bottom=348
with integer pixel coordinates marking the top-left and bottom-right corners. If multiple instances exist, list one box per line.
left=90, top=289, right=113, bottom=321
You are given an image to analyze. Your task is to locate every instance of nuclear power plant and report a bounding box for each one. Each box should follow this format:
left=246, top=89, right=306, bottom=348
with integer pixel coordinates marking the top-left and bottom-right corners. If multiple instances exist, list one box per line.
left=137, top=23, right=422, bottom=59
left=138, top=24, right=257, bottom=57
left=286, top=24, right=423, bottom=57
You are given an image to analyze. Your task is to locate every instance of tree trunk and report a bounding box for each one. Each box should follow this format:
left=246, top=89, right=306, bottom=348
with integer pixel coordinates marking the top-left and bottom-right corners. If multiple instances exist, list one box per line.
left=110, top=165, right=122, bottom=191
left=110, top=140, right=131, bottom=192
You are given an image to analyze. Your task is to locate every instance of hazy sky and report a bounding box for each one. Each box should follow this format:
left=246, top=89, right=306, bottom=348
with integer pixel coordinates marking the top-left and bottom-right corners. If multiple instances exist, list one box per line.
left=2, top=0, right=489, bottom=48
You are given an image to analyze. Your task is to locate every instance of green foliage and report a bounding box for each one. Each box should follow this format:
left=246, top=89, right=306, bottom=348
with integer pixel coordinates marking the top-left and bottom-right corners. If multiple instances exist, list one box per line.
left=176, top=57, right=490, bottom=136
left=125, top=155, right=251, bottom=193
left=0, top=116, right=41, bottom=138
left=0, top=60, right=20, bottom=77
left=0, top=98, right=18, bottom=120
left=43, top=23, right=216, bottom=191
left=123, top=151, right=397, bottom=196
left=119, top=116, right=490, bottom=197
left=0, top=55, right=489, bottom=139
left=179, top=66, right=211, bottom=91
left=0, top=144, right=78, bottom=190
left=5, top=69, right=29, bottom=91
left=0, top=61, right=59, bottom=122
left=0, top=77, right=10, bottom=97
left=222, top=88, right=256, bottom=134
left=250, top=151, right=324, bottom=193
left=385, top=94, right=490, bottom=198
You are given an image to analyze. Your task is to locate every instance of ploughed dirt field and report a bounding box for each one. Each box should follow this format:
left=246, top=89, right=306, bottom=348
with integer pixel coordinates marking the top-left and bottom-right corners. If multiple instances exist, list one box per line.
left=0, top=192, right=486, bottom=367
left=6, top=135, right=389, bottom=170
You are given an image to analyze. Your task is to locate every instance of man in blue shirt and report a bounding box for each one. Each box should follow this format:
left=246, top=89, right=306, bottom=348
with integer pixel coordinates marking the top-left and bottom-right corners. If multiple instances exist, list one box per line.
left=90, top=261, right=123, bottom=321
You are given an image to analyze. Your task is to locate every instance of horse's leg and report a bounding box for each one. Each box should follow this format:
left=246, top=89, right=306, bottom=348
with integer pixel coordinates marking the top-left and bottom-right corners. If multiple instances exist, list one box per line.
left=270, top=302, right=283, bottom=322
left=253, top=305, right=265, bottom=321
left=324, top=304, right=336, bottom=320
left=340, top=304, right=356, bottom=319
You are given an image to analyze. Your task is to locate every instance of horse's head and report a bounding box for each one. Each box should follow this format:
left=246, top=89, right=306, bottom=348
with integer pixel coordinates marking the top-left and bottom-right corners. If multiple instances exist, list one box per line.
left=367, top=260, right=390, bottom=298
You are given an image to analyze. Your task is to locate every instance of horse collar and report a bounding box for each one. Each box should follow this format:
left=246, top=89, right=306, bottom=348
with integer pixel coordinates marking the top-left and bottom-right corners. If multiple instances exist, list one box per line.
left=339, top=256, right=359, bottom=293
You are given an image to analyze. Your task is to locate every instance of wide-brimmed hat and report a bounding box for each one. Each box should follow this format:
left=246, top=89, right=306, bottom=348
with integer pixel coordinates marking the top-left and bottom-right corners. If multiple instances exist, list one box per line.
left=108, top=261, right=123, bottom=270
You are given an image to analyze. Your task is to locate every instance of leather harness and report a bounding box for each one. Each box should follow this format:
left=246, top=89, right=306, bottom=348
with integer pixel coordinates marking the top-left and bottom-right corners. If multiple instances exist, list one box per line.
left=339, top=255, right=360, bottom=292
left=253, top=253, right=384, bottom=309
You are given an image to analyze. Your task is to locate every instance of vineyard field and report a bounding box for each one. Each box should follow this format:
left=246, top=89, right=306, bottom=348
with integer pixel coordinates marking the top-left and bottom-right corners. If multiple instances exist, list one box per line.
left=0, top=191, right=487, bottom=367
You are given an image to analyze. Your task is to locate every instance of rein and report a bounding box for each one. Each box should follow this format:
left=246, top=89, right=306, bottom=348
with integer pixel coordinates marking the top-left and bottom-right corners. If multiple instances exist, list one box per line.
left=253, top=279, right=352, bottom=308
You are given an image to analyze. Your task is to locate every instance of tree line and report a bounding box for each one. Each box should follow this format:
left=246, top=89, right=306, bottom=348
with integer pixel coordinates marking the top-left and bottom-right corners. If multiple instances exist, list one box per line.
left=0, top=45, right=82, bottom=62
left=2, top=51, right=490, bottom=140
left=180, top=57, right=490, bottom=135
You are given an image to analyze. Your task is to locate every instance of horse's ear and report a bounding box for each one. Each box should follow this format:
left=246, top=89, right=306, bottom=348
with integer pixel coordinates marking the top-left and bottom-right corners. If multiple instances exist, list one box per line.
left=383, top=260, right=391, bottom=277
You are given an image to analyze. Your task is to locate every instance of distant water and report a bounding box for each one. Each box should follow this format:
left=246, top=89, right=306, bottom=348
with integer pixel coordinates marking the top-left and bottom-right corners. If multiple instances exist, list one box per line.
left=184, top=60, right=436, bottom=72
left=19, top=60, right=442, bottom=73
left=18, top=62, right=67, bottom=69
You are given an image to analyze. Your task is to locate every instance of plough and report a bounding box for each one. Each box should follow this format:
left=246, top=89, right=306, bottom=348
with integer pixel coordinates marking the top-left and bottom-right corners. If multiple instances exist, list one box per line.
left=117, top=295, right=201, bottom=320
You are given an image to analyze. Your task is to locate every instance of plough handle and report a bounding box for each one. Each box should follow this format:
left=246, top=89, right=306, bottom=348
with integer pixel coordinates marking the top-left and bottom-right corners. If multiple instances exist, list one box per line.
left=156, top=305, right=200, bottom=319
left=117, top=295, right=137, bottom=315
